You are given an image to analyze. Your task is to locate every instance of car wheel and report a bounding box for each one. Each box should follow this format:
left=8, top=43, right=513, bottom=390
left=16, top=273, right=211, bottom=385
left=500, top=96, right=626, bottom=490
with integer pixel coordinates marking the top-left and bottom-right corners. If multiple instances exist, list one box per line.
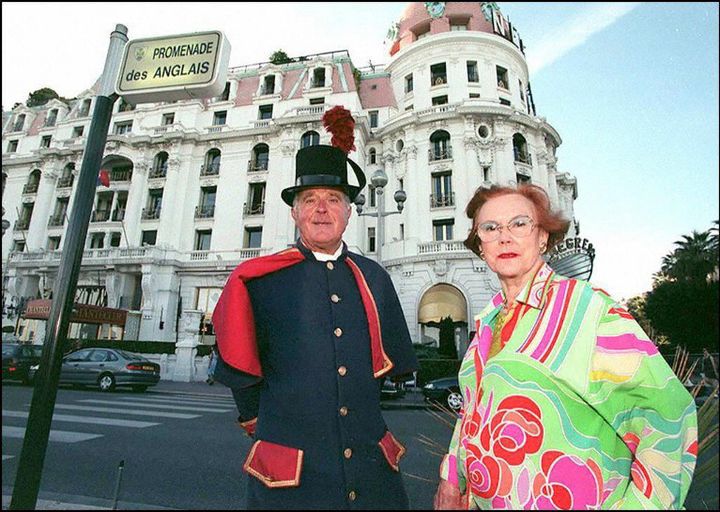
left=446, top=390, right=463, bottom=411
left=98, top=373, right=115, bottom=392
left=132, top=385, right=147, bottom=393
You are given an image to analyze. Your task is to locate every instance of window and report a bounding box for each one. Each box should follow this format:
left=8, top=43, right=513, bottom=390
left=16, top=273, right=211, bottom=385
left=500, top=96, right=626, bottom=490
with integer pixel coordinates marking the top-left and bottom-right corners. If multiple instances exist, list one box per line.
left=213, top=110, right=227, bottom=126
left=113, top=121, right=132, bottom=135
left=219, top=82, right=231, bottom=101
left=72, top=126, right=84, bottom=138
left=399, top=223, right=405, bottom=240
left=244, top=226, right=263, bottom=248
left=258, top=104, right=273, bottom=120
left=516, top=173, right=531, bottom=185
left=309, top=97, right=325, bottom=105
left=79, top=99, right=91, bottom=117
left=404, top=104, right=414, bottom=111
left=519, top=80, right=525, bottom=103
left=312, top=68, right=326, bottom=88
left=93, top=191, right=113, bottom=222
left=50, top=198, right=67, bottom=226
left=499, top=98, right=511, bottom=106
left=162, top=113, right=175, bottom=125
left=369, top=148, right=377, bottom=164
left=368, top=227, right=376, bottom=253
left=118, top=99, right=134, bottom=112
left=430, top=63, right=447, bottom=86
left=369, top=110, right=378, bottom=128
left=203, top=148, right=222, bottom=175
left=112, top=192, right=127, bottom=221
left=431, top=172, right=454, bottom=207
left=369, top=185, right=377, bottom=208
left=450, top=22, right=468, bottom=31
left=405, top=74, right=414, bottom=93
left=496, top=66, right=509, bottom=89
left=110, top=232, right=122, bottom=247
left=13, top=240, right=26, bottom=252
left=47, top=236, right=61, bottom=251
left=197, top=186, right=217, bottom=218
left=195, top=230, right=212, bottom=251
left=467, top=61, right=479, bottom=83
left=478, top=125, right=490, bottom=139
left=7, top=140, right=18, bottom=153
left=251, top=143, right=269, bottom=171
left=89, top=232, right=105, bottom=249
left=245, top=183, right=266, bottom=215
left=513, top=133, right=531, bottom=164
left=141, top=230, right=157, bottom=246
left=482, top=166, right=491, bottom=182
left=262, top=75, right=276, bottom=95
left=40, top=135, right=52, bottom=149
left=45, top=109, right=58, bottom=127
left=469, top=93, right=480, bottom=99
left=300, top=131, right=320, bottom=148
left=433, top=219, right=454, bottom=241
left=151, top=152, right=168, bottom=178
left=13, top=114, right=25, bottom=132
left=432, top=95, right=448, bottom=106
left=143, top=188, right=163, bottom=219
left=430, top=130, right=451, bottom=160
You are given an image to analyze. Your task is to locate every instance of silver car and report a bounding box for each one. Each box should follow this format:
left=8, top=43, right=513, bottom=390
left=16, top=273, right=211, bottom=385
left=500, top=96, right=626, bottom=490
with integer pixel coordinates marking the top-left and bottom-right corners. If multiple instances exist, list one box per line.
left=33, top=348, right=160, bottom=392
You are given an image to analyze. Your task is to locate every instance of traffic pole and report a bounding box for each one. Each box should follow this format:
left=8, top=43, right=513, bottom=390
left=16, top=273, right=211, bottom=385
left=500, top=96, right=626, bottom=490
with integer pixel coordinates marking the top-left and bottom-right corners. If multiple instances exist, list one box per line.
left=10, top=24, right=129, bottom=510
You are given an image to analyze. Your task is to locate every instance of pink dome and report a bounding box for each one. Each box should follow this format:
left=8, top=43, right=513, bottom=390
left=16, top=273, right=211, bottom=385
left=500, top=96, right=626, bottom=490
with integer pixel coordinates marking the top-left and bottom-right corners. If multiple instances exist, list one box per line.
left=389, top=2, right=516, bottom=56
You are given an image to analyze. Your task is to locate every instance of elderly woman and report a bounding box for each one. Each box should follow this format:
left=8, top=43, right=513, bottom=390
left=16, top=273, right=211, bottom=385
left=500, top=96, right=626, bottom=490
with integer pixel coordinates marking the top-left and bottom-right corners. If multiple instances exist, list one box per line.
left=433, top=184, right=697, bottom=510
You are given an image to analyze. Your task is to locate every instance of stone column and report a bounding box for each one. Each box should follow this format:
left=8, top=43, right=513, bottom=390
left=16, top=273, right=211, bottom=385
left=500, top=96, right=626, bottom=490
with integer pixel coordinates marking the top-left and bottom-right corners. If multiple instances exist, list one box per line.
left=172, top=309, right=202, bottom=382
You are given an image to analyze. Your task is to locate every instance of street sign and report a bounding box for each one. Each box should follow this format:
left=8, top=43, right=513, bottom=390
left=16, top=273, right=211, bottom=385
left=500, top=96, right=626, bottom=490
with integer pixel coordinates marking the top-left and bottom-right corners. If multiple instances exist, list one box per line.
left=116, top=30, right=231, bottom=104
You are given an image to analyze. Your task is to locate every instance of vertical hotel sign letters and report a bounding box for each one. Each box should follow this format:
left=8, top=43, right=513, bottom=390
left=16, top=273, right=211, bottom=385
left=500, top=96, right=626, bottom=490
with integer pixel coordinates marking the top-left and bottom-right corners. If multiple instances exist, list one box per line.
left=116, top=30, right=231, bottom=104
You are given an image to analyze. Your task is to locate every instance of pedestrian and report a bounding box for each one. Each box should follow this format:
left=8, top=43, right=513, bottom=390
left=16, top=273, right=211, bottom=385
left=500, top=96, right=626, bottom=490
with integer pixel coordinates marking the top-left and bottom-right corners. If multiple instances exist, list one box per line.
left=213, top=106, right=418, bottom=509
left=206, top=345, right=217, bottom=385
left=433, top=184, right=697, bottom=509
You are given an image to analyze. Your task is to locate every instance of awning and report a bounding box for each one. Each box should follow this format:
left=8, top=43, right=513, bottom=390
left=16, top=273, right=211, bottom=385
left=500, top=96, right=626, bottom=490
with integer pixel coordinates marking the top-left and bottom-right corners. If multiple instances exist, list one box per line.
left=23, top=299, right=128, bottom=326
left=418, top=284, right=467, bottom=324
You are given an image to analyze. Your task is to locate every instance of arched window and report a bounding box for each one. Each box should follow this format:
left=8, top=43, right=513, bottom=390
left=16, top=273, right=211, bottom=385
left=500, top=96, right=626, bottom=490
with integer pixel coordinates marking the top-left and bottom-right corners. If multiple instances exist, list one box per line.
left=300, top=131, right=320, bottom=148
left=58, top=163, right=75, bottom=188
left=152, top=152, right=169, bottom=178
left=251, top=143, right=270, bottom=171
left=203, top=149, right=221, bottom=176
left=23, top=169, right=41, bottom=195
left=512, top=133, right=531, bottom=164
left=369, top=148, right=377, bottom=164
left=429, top=130, right=452, bottom=161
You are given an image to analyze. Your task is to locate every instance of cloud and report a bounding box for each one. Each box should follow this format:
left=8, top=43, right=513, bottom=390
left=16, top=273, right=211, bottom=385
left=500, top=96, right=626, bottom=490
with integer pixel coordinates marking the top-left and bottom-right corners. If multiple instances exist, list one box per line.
left=526, top=3, right=641, bottom=74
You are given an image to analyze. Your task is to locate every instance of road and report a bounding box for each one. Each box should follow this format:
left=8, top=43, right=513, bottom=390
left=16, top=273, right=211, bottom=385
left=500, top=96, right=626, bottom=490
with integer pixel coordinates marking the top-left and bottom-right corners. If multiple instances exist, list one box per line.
left=2, top=382, right=453, bottom=509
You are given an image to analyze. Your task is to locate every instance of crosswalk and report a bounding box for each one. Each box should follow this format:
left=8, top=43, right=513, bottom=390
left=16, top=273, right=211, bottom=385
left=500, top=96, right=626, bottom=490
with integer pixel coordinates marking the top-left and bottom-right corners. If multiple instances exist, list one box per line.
left=2, top=391, right=237, bottom=460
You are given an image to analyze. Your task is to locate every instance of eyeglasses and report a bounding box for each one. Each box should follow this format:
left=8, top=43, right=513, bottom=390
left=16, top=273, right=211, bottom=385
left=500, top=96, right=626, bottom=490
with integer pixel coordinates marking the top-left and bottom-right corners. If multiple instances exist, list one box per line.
left=476, top=215, right=535, bottom=243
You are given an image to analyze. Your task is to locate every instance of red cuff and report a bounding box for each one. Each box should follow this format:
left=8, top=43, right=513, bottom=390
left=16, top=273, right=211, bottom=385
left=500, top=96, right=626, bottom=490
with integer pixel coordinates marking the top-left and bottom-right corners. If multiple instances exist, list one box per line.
left=237, top=417, right=257, bottom=437
left=243, top=440, right=304, bottom=488
left=378, top=430, right=405, bottom=471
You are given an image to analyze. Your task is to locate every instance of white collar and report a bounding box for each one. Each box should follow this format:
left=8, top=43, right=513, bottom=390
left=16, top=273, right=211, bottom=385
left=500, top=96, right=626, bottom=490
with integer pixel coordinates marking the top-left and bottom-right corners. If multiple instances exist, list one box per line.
left=312, top=244, right=343, bottom=262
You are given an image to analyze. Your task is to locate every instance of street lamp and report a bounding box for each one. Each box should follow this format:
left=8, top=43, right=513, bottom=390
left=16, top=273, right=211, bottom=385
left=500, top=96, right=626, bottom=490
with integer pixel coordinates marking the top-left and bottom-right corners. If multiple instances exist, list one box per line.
left=354, top=168, right=406, bottom=264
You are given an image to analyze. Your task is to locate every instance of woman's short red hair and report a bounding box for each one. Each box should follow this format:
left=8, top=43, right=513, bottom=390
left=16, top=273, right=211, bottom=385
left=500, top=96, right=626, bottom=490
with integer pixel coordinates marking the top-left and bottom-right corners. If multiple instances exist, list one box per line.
left=463, top=184, right=570, bottom=257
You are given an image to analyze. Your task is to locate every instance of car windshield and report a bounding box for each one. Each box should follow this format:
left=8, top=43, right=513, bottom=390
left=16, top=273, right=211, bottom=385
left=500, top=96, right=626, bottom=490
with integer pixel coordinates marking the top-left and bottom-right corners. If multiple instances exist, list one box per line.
left=2, top=345, right=18, bottom=356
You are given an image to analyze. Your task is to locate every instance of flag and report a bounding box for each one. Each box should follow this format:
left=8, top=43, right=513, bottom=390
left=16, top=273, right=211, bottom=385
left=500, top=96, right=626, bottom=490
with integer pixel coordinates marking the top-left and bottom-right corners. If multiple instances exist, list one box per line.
left=97, top=169, right=110, bottom=187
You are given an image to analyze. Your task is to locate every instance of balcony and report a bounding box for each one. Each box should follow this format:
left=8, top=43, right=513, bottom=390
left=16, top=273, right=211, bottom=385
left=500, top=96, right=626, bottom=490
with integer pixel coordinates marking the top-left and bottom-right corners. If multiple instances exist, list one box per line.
left=200, top=163, right=220, bottom=176
left=110, top=168, right=133, bottom=182
left=243, top=201, right=265, bottom=216
left=429, top=146, right=453, bottom=162
left=22, top=183, right=39, bottom=195
left=148, top=166, right=167, bottom=179
left=418, top=240, right=468, bottom=254
left=513, top=148, right=533, bottom=165
left=57, top=175, right=74, bottom=188
left=195, top=204, right=215, bottom=219
left=91, top=209, right=111, bottom=222
left=247, top=159, right=269, bottom=172
left=141, top=207, right=161, bottom=220
left=430, top=193, right=455, bottom=209
left=14, top=219, right=30, bottom=231
left=47, top=214, right=64, bottom=227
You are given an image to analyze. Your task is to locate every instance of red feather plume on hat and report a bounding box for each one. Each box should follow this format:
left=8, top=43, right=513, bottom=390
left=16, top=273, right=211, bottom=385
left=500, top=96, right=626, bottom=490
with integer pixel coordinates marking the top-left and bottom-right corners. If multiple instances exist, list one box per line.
left=322, top=105, right=356, bottom=155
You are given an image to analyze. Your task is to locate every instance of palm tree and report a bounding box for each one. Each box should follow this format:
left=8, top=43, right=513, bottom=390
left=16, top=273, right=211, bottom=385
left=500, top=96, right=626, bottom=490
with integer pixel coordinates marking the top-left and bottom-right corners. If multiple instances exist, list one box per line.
left=661, top=230, right=715, bottom=283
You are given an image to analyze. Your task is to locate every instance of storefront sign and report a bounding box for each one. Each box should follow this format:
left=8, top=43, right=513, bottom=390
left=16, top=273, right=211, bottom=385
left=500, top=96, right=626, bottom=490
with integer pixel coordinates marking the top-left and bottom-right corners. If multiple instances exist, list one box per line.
left=23, top=299, right=128, bottom=326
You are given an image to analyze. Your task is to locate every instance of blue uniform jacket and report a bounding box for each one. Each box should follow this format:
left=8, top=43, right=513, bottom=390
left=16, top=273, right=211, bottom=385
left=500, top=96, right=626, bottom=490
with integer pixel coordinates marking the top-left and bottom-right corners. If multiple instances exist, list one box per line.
left=215, top=241, right=418, bottom=510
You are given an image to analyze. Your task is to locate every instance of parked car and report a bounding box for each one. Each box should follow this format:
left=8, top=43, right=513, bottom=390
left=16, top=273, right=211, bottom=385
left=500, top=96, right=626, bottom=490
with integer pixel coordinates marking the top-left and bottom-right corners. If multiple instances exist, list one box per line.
left=380, top=378, right=406, bottom=400
left=422, top=376, right=463, bottom=412
left=2, top=343, right=44, bottom=385
left=30, top=348, right=160, bottom=392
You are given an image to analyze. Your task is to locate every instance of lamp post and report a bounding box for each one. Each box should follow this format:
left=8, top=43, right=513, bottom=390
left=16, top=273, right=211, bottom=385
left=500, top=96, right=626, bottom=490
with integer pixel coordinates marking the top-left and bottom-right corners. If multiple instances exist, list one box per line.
left=354, top=168, right=406, bottom=265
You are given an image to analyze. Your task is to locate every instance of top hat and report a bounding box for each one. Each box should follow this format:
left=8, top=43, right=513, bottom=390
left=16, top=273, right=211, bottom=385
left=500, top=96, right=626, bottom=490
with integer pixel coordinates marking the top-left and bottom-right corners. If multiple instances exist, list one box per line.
left=281, top=145, right=366, bottom=206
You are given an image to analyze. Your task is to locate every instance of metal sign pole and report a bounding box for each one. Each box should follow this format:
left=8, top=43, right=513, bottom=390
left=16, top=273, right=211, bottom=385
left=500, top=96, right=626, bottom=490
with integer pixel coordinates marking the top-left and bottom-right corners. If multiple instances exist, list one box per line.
left=10, top=24, right=128, bottom=510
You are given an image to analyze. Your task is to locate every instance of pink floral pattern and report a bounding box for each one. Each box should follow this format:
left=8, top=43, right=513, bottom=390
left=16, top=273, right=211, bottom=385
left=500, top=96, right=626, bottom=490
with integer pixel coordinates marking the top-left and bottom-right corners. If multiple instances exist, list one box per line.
left=531, top=450, right=603, bottom=509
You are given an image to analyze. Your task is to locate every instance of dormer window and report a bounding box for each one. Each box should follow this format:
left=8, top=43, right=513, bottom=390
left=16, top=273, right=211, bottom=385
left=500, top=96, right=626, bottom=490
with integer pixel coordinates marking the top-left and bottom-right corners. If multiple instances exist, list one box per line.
left=118, top=99, right=134, bottom=112
left=258, top=104, right=273, bottom=120
left=312, top=68, right=326, bottom=88
left=262, top=75, right=276, bottom=95
left=219, top=82, right=231, bottom=101
left=13, top=114, right=26, bottom=132
left=79, top=99, right=91, bottom=117
left=45, top=109, right=58, bottom=127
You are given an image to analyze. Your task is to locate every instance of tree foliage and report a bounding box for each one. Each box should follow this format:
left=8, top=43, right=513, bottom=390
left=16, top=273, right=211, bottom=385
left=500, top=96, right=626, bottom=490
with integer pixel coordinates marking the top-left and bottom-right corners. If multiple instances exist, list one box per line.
left=26, top=87, right=60, bottom=107
left=269, top=50, right=293, bottom=65
left=640, top=221, right=719, bottom=353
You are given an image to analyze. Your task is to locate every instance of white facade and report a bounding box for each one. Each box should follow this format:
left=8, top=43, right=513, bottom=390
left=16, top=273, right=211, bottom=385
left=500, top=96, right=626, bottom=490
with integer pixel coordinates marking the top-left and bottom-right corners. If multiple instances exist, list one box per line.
left=2, top=3, right=578, bottom=355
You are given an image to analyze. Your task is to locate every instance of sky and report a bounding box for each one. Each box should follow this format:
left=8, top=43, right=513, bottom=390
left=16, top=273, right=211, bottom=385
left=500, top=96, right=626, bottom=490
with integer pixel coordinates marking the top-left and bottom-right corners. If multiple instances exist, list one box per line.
left=2, top=2, right=718, bottom=301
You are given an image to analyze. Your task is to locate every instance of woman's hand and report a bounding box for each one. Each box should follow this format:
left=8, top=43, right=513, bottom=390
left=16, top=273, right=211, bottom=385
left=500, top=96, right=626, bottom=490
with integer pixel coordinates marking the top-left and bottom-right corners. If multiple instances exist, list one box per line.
left=433, top=478, right=465, bottom=509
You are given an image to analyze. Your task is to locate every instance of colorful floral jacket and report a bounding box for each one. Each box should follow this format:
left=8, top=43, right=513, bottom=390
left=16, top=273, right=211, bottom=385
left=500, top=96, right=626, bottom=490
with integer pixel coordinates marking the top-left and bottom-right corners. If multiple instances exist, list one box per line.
left=440, top=263, right=697, bottom=509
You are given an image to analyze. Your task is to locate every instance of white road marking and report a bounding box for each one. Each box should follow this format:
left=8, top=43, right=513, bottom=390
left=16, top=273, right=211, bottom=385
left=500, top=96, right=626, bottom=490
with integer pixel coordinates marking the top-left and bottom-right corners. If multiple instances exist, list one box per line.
left=77, top=399, right=230, bottom=412
left=2, top=410, right=159, bottom=428
left=3, top=426, right=102, bottom=443
left=54, top=404, right=199, bottom=419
